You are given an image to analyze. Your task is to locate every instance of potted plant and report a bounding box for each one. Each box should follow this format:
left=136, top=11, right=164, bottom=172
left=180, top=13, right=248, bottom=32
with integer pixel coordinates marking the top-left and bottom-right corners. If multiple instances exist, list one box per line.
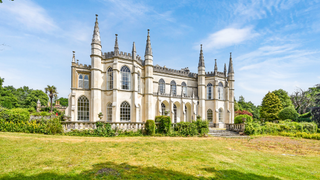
left=98, top=112, right=103, bottom=120
left=164, top=111, right=169, bottom=116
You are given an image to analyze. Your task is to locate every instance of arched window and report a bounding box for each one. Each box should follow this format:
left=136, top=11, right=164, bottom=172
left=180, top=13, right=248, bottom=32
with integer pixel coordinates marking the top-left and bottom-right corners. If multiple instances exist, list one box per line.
left=84, top=75, right=89, bottom=89
left=184, top=105, right=187, bottom=122
left=138, top=72, right=141, bottom=93
left=182, top=82, right=187, bottom=97
left=219, top=109, right=223, bottom=122
left=107, top=103, right=112, bottom=122
left=107, top=67, right=113, bottom=90
left=171, top=81, right=176, bottom=96
left=161, top=103, right=166, bottom=115
left=77, top=96, right=89, bottom=121
left=120, top=101, right=130, bottom=121
left=173, top=104, right=177, bottom=123
left=218, top=82, right=224, bottom=100
left=207, top=83, right=213, bottom=99
left=159, top=79, right=165, bottom=94
left=120, top=66, right=131, bottom=90
left=207, top=109, right=213, bottom=122
left=78, top=74, right=83, bottom=88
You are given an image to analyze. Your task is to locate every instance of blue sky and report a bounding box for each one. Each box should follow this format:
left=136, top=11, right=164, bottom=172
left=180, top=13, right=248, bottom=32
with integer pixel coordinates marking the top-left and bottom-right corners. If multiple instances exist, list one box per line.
left=0, top=0, right=319, bottom=105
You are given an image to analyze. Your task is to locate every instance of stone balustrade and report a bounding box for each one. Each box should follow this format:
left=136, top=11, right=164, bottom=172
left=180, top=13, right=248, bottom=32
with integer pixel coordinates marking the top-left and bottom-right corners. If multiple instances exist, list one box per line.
left=225, top=123, right=245, bottom=132
left=61, top=121, right=146, bottom=132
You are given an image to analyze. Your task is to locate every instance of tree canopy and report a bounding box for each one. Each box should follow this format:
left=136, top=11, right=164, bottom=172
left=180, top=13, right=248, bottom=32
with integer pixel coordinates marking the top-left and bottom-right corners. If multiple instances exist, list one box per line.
left=260, top=92, right=282, bottom=121
left=272, top=89, right=293, bottom=109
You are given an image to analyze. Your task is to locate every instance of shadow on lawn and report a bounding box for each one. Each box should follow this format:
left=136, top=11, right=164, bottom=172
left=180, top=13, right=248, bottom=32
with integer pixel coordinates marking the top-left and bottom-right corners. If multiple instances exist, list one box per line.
left=1, top=161, right=280, bottom=180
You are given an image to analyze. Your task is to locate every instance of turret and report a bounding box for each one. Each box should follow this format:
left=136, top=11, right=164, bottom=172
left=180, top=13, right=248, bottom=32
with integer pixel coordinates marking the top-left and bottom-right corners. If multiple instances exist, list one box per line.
left=91, top=14, right=102, bottom=69
left=224, top=63, right=227, bottom=77
left=213, top=59, right=218, bottom=76
left=227, top=52, right=235, bottom=124
left=114, top=34, right=119, bottom=56
left=197, top=44, right=206, bottom=119
left=144, top=29, right=154, bottom=120
left=132, top=42, right=136, bottom=60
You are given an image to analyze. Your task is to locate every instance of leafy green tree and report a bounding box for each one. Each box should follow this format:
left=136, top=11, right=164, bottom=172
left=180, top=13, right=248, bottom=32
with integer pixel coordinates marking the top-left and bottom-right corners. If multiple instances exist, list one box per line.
left=45, top=85, right=58, bottom=112
left=57, top=97, right=68, bottom=107
left=260, top=92, right=282, bottom=121
left=5, top=85, right=33, bottom=108
left=278, top=107, right=299, bottom=121
left=0, top=77, right=18, bottom=109
left=25, top=90, right=49, bottom=109
left=272, top=89, right=293, bottom=109
left=237, top=95, right=260, bottom=119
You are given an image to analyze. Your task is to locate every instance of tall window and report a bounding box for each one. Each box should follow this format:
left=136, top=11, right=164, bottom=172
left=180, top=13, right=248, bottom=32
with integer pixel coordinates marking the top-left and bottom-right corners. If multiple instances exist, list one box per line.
left=84, top=75, right=89, bottom=89
left=159, top=79, right=165, bottom=94
left=77, top=96, right=89, bottom=121
left=107, top=103, right=112, bottom=122
left=161, top=103, right=166, bottom=115
left=182, top=82, right=187, bottom=97
left=173, top=104, right=177, bottom=123
left=219, top=109, right=223, bottom=122
left=120, top=101, right=130, bottom=121
left=184, top=105, right=187, bottom=122
left=78, top=75, right=83, bottom=88
left=218, top=82, right=224, bottom=100
left=107, top=67, right=113, bottom=90
left=207, top=83, right=213, bottom=99
left=121, top=66, right=131, bottom=90
left=207, top=109, right=213, bottom=122
left=138, top=72, right=141, bottom=93
left=171, top=81, right=176, bottom=96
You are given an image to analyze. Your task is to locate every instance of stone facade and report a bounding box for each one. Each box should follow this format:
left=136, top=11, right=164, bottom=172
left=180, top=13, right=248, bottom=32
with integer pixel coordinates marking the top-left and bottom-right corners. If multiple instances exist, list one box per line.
left=65, top=15, right=235, bottom=127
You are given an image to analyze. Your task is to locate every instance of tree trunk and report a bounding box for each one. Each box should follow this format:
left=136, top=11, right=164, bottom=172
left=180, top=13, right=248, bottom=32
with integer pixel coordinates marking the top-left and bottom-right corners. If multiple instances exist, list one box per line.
left=50, top=97, right=53, bottom=113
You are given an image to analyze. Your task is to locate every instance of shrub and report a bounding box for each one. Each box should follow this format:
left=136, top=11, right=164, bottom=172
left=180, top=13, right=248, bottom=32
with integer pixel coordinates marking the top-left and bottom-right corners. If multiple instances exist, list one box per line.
left=155, top=116, right=171, bottom=134
left=0, top=107, right=30, bottom=123
left=278, top=107, right=299, bottom=121
left=174, top=122, right=198, bottom=136
left=194, top=119, right=209, bottom=135
left=234, top=114, right=253, bottom=124
left=145, top=120, right=155, bottom=135
left=235, top=110, right=253, bottom=117
left=45, top=118, right=63, bottom=135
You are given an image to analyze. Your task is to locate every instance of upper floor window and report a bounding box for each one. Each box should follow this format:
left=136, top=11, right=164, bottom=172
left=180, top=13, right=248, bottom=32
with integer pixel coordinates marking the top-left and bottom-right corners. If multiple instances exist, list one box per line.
left=218, top=82, right=224, bottom=100
left=170, top=80, right=176, bottom=96
left=207, top=83, right=213, bottom=99
left=159, top=79, right=165, bottom=94
left=120, top=66, right=131, bottom=90
left=78, top=74, right=89, bottom=89
left=182, top=82, right=187, bottom=97
left=107, top=67, right=113, bottom=90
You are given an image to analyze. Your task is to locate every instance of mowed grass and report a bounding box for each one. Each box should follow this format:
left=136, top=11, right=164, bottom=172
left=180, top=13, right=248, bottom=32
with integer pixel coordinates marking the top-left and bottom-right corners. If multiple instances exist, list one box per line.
left=0, top=132, right=320, bottom=180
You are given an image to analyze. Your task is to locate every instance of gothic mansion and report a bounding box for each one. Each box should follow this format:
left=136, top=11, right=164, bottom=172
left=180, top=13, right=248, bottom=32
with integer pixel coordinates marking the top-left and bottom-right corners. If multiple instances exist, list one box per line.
left=65, top=15, right=235, bottom=127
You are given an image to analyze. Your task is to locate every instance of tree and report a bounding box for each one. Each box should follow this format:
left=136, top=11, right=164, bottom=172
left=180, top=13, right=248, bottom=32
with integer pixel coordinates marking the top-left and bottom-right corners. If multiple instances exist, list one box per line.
left=57, top=97, right=68, bottom=107
left=45, top=85, right=58, bottom=112
left=260, top=92, right=282, bottom=121
left=291, top=88, right=317, bottom=114
left=0, top=77, right=18, bottom=109
left=236, top=95, right=260, bottom=119
left=0, top=0, right=14, bottom=3
left=25, top=90, right=49, bottom=109
left=278, top=107, right=299, bottom=121
left=272, top=89, right=293, bottom=109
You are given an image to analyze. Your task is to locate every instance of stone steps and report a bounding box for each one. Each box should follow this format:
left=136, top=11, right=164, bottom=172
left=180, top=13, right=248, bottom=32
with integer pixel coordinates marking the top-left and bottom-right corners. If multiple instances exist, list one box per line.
left=208, top=128, right=247, bottom=137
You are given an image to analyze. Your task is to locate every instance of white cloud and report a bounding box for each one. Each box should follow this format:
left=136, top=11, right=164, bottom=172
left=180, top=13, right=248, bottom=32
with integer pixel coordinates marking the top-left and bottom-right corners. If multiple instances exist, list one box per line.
left=200, top=27, right=259, bottom=50
left=0, top=0, right=58, bottom=33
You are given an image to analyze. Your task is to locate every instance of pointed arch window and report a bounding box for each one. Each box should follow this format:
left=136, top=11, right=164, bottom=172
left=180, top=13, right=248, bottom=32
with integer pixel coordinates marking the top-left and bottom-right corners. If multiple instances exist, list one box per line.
left=107, top=103, right=112, bottom=122
left=120, top=66, right=131, bottom=90
left=159, top=79, right=165, bottom=94
left=182, top=82, right=187, bottom=97
left=184, top=105, right=188, bottom=122
left=161, top=103, right=166, bottom=115
left=120, top=101, right=130, bottom=121
left=207, top=83, right=213, bottom=99
left=84, top=75, right=89, bottom=89
left=219, top=109, right=223, bottom=122
left=218, top=82, right=224, bottom=100
left=78, top=74, right=83, bottom=88
left=207, top=109, right=213, bottom=122
left=173, top=104, right=177, bottom=123
left=107, top=67, right=113, bottom=90
left=77, top=96, right=89, bottom=121
left=170, top=81, right=176, bottom=96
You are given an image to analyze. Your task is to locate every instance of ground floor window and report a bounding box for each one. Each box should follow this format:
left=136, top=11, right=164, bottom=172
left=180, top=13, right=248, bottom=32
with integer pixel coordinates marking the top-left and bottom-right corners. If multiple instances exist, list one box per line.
left=173, top=104, right=177, bottom=123
left=107, top=103, right=112, bottom=121
left=207, top=109, right=213, bottom=122
left=120, top=101, right=130, bottom=121
left=78, top=96, right=89, bottom=121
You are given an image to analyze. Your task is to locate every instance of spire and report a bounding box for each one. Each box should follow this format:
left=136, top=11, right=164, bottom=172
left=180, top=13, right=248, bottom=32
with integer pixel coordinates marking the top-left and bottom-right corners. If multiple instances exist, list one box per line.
left=228, top=52, right=234, bottom=74
left=114, top=34, right=119, bottom=55
left=224, top=63, right=227, bottom=77
left=145, top=29, right=153, bottom=56
left=72, top=51, right=75, bottom=63
left=214, top=59, right=218, bottom=75
left=198, top=44, right=205, bottom=67
left=132, top=42, right=136, bottom=60
left=92, top=14, right=100, bottom=42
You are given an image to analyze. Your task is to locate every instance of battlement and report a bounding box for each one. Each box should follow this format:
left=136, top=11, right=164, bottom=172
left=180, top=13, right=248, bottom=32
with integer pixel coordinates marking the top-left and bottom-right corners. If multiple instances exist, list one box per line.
left=73, top=62, right=91, bottom=70
left=205, top=71, right=225, bottom=78
left=103, top=51, right=144, bottom=65
left=153, top=65, right=198, bottom=78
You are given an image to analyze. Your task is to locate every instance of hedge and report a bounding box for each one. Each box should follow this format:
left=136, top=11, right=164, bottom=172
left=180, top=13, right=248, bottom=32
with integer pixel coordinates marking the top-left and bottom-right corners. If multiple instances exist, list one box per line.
left=145, top=120, right=155, bottom=135
left=155, top=116, right=171, bottom=134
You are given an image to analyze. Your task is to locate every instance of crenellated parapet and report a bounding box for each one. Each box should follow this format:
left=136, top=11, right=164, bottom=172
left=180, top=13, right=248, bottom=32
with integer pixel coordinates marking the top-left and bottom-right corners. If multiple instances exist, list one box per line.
left=103, top=51, right=144, bottom=65
left=205, top=71, right=225, bottom=78
left=153, top=65, right=198, bottom=78
left=73, top=62, right=92, bottom=70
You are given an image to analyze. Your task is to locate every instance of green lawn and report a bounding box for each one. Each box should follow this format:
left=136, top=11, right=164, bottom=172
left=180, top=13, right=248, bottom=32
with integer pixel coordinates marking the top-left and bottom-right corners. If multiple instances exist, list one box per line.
left=0, top=132, right=319, bottom=179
